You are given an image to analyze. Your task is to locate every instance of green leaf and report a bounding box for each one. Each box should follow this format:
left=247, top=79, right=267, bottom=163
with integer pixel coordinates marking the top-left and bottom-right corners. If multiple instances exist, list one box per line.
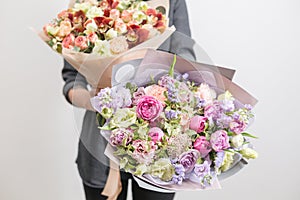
left=241, top=132, right=259, bottom=139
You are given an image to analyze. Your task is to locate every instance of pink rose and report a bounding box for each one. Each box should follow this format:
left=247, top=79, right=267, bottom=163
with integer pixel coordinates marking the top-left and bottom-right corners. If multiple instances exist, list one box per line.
left=136, top=96, right=163, bottom=121
left=193, top=136, right=212, bottom=157
left=144, top=85, right=167, bottom=105
left=148, top=127, right=164, bottom=143
left=62, top=33, right=75, bottom=49
left=74, top=36, right=88, bottom=50
left=210, top=130, right=230, bottom=152
left=189, top=116, right=207, bottom=133
left=87, top=32, right=98, bottom=43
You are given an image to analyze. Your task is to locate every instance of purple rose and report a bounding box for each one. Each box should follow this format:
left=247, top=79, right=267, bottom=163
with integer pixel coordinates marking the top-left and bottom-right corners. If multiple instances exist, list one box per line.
left=110, top=128, right=133, bottom=146
left=189, top=116, right=207, bottom=133
left=136, top=96, right=163, bottom=121
left=204, top=102, right=222, bottom=120
left=179, top=150, right=200, bottom=173
left=194, top=161, right=210, bottom=177
left=193, top=136, right=212, bottom=157
left=229, top=119, right=246, bottom=134
left=210, top=130, right=230, bottom=152
left=148, top=127, right=164, bottom=143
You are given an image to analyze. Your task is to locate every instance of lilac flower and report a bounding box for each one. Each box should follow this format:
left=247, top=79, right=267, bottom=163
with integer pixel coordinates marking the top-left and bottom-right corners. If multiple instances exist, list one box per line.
left=158, top=75, right=175, bottom=88
left=216, top=113, right=233, bottom=129
left=214, top=151, right=225, bottom=169
left=194, top=161, right=210, bottom=178
left=165, top=109, right=179, bottom=120
left=220, top=99, right=235, bottom=112
left=90, top=88, right=112, bottom=113
left=244, top=104, right=253, bottom=110
left=111, top=86, right=132, bottom=109
left=172, top=164, right=185, bottom=185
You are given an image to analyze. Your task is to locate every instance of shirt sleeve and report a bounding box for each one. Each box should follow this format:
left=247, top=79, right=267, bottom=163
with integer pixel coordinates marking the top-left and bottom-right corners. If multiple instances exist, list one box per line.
left=62, top=59, right=88, bottom=104
left=172, top=0, right=191, bottom=37
left=170, top=0, right=196, bottom=61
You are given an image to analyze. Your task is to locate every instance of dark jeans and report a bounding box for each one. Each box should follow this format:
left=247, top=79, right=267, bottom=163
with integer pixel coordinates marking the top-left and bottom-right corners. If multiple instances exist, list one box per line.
left=83, top=177, right=175, bottom=200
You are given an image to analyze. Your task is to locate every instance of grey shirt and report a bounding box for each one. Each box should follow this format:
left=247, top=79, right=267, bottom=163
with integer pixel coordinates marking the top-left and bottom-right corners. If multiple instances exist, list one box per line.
left=62, top=0, right=193, bottom=188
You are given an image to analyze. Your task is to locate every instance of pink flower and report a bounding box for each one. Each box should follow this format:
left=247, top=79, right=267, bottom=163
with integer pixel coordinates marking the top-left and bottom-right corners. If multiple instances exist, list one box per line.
left=148, top=127, right=164, bottom=143
left=87, top=32, right=98, bottom=43
left=114, top=18, right=127, bottom=34
left=110, top=128, right=133, bottom=146
left=144, top=85, right=167, bottom=105
left=229, top=120, right=246, bottom=134
left=195, top=83, right=216, bottom=106
left=193, top=136, right=212, bottom=157
left=132, top=140, right=156, bottom=165
left=189, top=116, right=207, bottom=133
left=210, top=130, right=230, bottom=152
left=110, top=9, right=120, bottom=20
left=57, top=20, right=72, bottom=37
left=136, top=96, right=163, bottom=121
left=132, top=87, right=146, bottom=105
left=121, top=10, right=132, bottom=23
left=62, top=33, right=75, bottom=49
left=74, top=36, right=88, bottom=50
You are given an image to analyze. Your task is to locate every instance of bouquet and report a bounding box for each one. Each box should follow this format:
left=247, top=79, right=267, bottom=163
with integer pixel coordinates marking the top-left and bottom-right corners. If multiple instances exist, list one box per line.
left=90, top=50, right=258, bottom=190
left=39, top=0, right=175, bottom=88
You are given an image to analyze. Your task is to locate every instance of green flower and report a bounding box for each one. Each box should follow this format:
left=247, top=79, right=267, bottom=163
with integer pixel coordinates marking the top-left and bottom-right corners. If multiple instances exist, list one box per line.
left=240, top=148, right=258, bottom=159
left=149, top=158, right=175, bottom=182
left=218, top=90, right=234, bottom=101
left=220, top=151, right=234, bottom=172
left=134, top=164, right=148, bottom=176
left=100, top=106, right=113, bottom=119
left=110, top=108, right=137, bottom=128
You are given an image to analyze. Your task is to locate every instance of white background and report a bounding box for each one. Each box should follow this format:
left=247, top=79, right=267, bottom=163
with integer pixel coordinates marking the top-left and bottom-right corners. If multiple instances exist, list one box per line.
left=1, top=0, right=300, bottom=199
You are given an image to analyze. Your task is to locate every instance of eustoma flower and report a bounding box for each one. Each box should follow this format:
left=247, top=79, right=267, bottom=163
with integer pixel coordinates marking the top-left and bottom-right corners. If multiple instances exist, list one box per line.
left=210, top=130, right=230, bottom=152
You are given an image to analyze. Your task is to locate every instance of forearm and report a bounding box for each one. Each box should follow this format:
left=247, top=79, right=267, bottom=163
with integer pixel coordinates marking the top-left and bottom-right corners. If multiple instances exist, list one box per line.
left=68, top=87, right=95, bottom=111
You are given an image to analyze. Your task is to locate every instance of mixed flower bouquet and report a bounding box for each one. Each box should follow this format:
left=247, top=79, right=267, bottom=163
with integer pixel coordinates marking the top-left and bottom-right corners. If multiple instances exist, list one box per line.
left=39, top=0, right=175, bottom=88
left=91, top=51, right=258, bottom=190
left=43, top=0, right=167, bottom=54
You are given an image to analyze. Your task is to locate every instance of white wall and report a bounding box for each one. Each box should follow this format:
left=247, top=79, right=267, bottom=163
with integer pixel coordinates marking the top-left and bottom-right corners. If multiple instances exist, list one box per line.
left=1, top=0, right=299, bottom=199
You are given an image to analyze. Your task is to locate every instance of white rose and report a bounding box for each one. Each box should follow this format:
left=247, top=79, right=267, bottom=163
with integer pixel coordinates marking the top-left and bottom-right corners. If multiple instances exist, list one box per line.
left=105, top=29, right=118, bottom=40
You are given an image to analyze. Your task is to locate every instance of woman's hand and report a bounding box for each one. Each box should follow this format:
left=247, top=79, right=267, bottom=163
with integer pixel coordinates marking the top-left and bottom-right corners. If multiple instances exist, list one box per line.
left=68, top=87, right=96, bottom=112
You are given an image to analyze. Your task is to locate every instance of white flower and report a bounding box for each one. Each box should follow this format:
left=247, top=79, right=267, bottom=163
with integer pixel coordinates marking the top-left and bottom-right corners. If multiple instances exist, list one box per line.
left=84, top=20, right=98, bottom=35
left=231, top=134, right=244, bottom=148
left=73, top=3, right=92, bottom=13
left=105, top=29, right=118, bottom=40
left=46, top=26, right=59, bottom=36
left=92, top=40, right=111, bottom=57
left=86, top=6, right=104, bottom=19
left=132, top=10, right=147, bottom=24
